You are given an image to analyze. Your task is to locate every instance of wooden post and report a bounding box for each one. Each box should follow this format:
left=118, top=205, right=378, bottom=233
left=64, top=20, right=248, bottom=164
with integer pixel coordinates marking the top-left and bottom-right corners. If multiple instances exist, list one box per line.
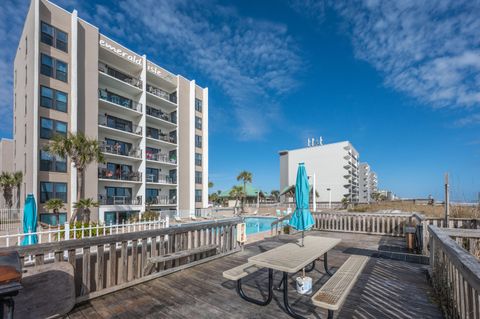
left=445, top=173, right=450, bottom=227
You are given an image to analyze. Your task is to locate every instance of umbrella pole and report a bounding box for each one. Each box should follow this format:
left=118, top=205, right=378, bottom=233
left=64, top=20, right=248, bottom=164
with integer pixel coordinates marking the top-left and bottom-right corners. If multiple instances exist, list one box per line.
left=301, top=231, right=304, bottom=247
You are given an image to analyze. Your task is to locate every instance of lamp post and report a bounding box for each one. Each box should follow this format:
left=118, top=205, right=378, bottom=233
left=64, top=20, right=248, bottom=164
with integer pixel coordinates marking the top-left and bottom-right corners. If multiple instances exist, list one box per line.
left=327, top=188, right=331, bottom=209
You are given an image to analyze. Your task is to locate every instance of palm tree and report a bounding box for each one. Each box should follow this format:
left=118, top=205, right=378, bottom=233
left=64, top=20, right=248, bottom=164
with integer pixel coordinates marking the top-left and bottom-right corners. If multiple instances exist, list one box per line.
left=44, top=198, right=65, bottom=226
left=271, top=190, right=280, bottom=202
left=229, top=186, right=245, bottom=214
left=73, top=198, right=99, bottom=223
left=208, top=181, right=214, bottom=188
left=13, top=171, right=23, bottom=208
left=0, top=172, right=15, bottom=208
left=44, top=133, right=104, bottom=222
left=237, top=171, right=252, bottom=211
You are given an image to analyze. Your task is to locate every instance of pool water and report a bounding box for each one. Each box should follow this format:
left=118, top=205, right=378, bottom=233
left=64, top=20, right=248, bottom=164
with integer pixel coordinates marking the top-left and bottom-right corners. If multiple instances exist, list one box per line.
left=244, top=217, right=288, bottom=235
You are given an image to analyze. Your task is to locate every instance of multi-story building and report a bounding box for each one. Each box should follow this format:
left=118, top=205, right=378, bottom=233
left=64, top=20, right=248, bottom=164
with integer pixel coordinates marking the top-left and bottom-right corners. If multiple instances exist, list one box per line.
left=279, top=140, right=360, bottom=204
left=358, top=163, right=378, bottom=203
left=0, top=139, right=14, bottom=175
left=13, top=0, right=208, bottom=223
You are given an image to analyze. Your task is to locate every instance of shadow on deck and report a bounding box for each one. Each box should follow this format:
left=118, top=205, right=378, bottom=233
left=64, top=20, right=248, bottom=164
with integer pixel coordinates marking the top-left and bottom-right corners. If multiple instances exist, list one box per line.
left=67, top=231, right=442, bottom=319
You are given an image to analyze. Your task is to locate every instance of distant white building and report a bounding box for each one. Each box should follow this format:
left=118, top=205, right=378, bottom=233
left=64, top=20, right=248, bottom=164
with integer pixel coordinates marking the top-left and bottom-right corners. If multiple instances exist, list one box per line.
left=279, top=140, right=360, bottom=204
left=359, top=163, right=378, bottom=203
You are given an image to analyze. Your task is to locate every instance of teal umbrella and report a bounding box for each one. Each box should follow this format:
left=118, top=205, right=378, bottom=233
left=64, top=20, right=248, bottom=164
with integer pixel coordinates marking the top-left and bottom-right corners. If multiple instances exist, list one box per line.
left=21, top=194, right=38, bottom=246
left=289, top=163, right=315, bottom=247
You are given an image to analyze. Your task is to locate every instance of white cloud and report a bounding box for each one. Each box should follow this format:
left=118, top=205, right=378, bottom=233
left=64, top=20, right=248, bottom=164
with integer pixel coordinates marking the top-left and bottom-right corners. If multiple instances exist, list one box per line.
left=455, top=113, right=480, bottom=127
left=90, top=0, right=302, bottom=140
left=291, top=0, right=480, bottom=122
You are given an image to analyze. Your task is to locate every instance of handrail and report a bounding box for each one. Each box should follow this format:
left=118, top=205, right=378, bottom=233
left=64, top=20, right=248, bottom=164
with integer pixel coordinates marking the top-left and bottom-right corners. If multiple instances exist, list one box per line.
left=429, top=225, right=480, bottom=317
left=1, top=217, right=242, bottom=303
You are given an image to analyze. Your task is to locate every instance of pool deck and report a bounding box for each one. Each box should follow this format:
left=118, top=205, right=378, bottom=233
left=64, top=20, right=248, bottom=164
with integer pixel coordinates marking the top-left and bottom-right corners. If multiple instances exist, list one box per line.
left=67, top=231, right=443, bottom=318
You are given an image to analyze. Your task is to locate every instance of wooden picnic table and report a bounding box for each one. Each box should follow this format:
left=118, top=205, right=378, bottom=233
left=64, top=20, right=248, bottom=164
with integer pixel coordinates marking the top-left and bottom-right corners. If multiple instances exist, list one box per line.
left=242, top=236, right=341, bottom=319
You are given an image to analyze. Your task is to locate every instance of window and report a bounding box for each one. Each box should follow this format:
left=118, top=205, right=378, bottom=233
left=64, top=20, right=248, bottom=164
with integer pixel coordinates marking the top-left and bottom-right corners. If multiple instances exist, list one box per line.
left=195, top=189, right=202, bottom=203
left=25, top=65, right=27, bottom=85
left=40, top=86, right=67, bottom=112
left=40, top=150, right=67, bottom=172
left=56, top=30, right=68, bottom=52
left=56, top=60, right=68, bottom=82
left=195, top=135, right=202, bottom=148
left=41, top=22, right=54, bottom=46
left=40, top=118, right=67, bottom=139
left=105, top=187, right=132, bottom=205
left=41, top=54, right=54, bottom=77
left=195, top=171, right=202, bottom=184
left=195, top=98, right=202, bottom=112
left=24, top=124, right=27, bottom=145
left=105, top=138, right=133, bottom=156
left=24, top=95, right=27, bottom=115
left=25, top=36, right=28, bottom=55
left=146, top=189, right=159, bottom=203
left=146, top=167, right=159, bottom=183
left=40, top=182, right=67, bottom=203
left=195, top=153, right=202, bottom=166
left=195, top=116, right=202, bottom=130
left=41, top=21, right=68, bottom=52
left=40, top=54, right=68, bottom=82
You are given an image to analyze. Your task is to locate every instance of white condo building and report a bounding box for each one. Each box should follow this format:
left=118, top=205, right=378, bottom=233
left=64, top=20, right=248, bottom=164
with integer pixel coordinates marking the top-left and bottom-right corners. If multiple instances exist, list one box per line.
left=12, top=0, right=209, bottom=224
left=279, top=141, right=361, bottom=204
left=358, top=163, right=378, bottom=203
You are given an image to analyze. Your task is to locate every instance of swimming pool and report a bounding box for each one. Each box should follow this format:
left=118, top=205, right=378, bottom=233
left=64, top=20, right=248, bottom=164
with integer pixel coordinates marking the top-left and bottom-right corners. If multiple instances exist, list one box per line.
left=244, top=217, right=288, bottom=235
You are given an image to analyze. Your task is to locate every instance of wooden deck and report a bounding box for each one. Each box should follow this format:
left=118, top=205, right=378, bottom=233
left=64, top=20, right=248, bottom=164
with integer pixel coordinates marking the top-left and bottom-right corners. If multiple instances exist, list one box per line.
left=66, top=231, right=443, bottom=319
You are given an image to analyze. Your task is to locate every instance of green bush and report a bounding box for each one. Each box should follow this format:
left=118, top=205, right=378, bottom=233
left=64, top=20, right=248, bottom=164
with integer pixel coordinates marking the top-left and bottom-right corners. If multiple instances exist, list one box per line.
left=55, top=221, right=111, bottom=240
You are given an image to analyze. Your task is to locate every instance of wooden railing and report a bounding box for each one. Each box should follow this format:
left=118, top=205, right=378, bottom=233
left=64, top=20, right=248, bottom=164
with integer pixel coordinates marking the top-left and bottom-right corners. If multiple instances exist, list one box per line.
left=1, top=218, right=242, bottom=303
left=429, top=225, right=480, bottom=318
left=312, top=211, right=412, bottom=236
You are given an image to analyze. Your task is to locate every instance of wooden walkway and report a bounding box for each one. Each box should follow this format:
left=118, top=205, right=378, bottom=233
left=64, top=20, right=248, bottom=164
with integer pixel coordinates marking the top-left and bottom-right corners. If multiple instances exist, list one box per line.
left=66, top=231, right=443, bottom=319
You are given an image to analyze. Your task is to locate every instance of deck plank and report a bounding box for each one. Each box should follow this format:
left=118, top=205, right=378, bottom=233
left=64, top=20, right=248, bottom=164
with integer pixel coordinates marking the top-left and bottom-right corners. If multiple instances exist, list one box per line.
left=68, top=231, right=443, bottom=318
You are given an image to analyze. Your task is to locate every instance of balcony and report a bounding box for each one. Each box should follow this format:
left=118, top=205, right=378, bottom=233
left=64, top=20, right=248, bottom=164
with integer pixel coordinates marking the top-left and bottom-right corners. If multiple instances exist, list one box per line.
left=99, top=115, right=142, bottom=137
left=147, top=195, right=177, bottom=206
left=98, top=196, right=142, bottom=206
left=99, top=142, right=142, bottom=160
left=147, top=84, right=176, bottom=102
left=146, top=174, right=176, bottom=185
left=98, top=168, right=142, bottom=182
left=99, top=62, right=142, bottom=88
left=145, top=152, right=177, bottom=165
left=146, top=105, right=177, bottom=126
left=146, top=130, right=177, bottom=145
left=99, top=88, right=142, bottom=113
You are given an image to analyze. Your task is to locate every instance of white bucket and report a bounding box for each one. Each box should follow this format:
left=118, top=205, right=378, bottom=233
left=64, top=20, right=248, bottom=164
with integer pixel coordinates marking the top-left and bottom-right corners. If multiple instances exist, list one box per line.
left=296, top=276, right=312, bottom=294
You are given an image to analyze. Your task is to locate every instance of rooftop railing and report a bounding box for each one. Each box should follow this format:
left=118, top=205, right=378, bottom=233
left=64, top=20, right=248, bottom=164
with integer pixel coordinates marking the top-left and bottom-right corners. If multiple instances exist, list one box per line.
left=99, top=89, right=142, bottom=113
left=99, top=62, right=142, bottom=88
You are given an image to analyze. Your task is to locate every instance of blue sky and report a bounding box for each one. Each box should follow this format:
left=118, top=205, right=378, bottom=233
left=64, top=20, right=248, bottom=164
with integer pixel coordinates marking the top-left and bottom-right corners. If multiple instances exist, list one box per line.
left=1, top=0, right=479, bottom=201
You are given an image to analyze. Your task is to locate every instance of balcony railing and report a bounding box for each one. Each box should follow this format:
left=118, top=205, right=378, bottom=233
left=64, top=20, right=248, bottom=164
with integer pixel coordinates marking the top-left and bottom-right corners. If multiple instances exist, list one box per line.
left=147, top=195, right=177, bottom=205
left=98, top=115, right=142, bottom=135
left=146, top=105, right=176, bottom=124
left=99, top=62, right=142, bottom=88
left=98, top=168, right=142, bottom=182
left=99, top=142, right=142, bottom=159
left=146, top=174, right=176, bottom=184
left=98, top=196, right=142, bottom=205
left=145, top=152, right=177, bottom=164
left=146, top=84, right=177, bottom=104
left=99, top=88, right=142, bottom=112
left=146, top=131, right=177, bottom=144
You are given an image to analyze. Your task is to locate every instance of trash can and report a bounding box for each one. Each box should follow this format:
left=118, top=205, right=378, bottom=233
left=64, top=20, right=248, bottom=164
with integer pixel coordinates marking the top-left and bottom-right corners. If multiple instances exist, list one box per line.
left=405, top=226, right=416, bottom=250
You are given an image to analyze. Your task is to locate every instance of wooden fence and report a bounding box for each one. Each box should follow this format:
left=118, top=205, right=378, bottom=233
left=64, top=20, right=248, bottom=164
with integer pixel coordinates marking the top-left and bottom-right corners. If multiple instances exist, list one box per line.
left=1, top=217, right=242, bottom=303
left=311, top=211, right=412, bottom=236
left=429, top=225, right=480, bottom=319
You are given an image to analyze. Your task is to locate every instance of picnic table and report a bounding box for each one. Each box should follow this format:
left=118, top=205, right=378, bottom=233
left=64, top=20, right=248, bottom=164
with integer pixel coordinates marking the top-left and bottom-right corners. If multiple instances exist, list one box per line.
left=241, top=236, right=341, bottom=318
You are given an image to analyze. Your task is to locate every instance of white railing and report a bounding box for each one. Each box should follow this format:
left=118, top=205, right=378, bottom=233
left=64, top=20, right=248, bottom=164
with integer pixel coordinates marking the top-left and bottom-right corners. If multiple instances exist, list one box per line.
left=0, top=208, right=22, bottom=231
left=0, top=216, right=168, bottom=248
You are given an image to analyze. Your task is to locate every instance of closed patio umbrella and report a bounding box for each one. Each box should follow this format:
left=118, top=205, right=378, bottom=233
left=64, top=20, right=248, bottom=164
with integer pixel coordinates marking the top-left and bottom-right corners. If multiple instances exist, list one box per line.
left=289, top=163, right=315, bottom=247
left=21, top=194, right=38, bottom=246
